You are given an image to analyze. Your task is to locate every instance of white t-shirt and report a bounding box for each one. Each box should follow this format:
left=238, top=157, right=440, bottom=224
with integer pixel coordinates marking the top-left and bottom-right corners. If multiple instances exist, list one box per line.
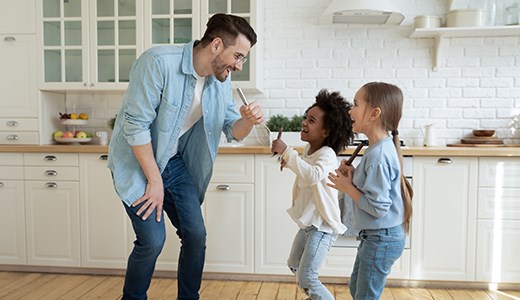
left=180, top=73, right=205, bottom=136
left=282, top=144, right=347, bottom=235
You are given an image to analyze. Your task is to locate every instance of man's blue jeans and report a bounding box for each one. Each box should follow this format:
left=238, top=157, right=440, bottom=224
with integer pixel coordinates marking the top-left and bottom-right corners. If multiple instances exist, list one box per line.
left=122, top=154, right=206, bottom=300
left=287, top=226, right=336, bottom=300
left=349, top=225, right=405, bottom=300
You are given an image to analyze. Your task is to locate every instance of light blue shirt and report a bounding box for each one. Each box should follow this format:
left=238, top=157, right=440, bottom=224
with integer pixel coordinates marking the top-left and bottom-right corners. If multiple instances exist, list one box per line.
left=108, top=41, right=241, bottom=206
left=350, top=136, right=404, bottom=230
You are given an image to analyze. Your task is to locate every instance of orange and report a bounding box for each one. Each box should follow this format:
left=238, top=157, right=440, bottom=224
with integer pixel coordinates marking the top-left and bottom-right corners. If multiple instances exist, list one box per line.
left=79, top=113, right=89, bottom=120
left=70, top=113, right=78, bottom=119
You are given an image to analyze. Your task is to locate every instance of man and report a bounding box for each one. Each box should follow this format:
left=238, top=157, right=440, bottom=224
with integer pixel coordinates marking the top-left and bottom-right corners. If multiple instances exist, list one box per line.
left=108, top=14, right=261, bottom=300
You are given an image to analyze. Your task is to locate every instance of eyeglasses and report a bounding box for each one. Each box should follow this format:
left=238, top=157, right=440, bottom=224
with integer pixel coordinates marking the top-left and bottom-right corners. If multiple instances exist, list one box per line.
left=219, top=37, right=248, bottom=65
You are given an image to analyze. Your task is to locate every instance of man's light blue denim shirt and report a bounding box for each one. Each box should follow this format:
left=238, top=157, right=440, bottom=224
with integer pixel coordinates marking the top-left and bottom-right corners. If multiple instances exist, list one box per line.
left=108, top=41, right=241, bottom=207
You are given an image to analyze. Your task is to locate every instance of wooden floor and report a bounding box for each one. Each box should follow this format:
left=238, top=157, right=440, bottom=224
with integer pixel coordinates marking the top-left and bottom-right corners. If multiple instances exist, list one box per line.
left=1, top=271, right=520, bottom=300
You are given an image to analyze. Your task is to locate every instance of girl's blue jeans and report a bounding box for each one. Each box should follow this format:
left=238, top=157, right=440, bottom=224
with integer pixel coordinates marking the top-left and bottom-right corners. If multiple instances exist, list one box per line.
left=349, top=225, right=405, bottom=300
left=287, top=226, right=336, bottom=300
left=122, top=154, right=206, bottom=300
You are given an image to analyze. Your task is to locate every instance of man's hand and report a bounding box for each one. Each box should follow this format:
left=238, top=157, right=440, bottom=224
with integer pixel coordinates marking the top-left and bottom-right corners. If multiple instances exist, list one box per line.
left=239, top=101, right=264, bottom=125
left=132, top=179, right=164, bottom=222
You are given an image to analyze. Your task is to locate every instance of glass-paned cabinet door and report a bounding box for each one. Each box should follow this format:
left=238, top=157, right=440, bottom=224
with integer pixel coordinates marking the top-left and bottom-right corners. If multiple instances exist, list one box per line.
left=201, top=0, right=262, bottom=91
left=91, top=0, right=143, bottom=87
left=39, top=0, right=88, bottom=88
left=144, top=0, right=199, bottom=49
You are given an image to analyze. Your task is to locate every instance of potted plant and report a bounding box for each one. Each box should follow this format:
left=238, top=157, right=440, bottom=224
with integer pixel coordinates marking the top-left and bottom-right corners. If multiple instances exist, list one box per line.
left=266, top=114, right=305, bottom=146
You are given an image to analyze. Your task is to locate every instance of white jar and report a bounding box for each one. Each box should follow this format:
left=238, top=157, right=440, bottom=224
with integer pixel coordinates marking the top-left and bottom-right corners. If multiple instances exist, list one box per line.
left=414, top=15, right=442, bottom=28
left=446, top=9, right=486, bottom=27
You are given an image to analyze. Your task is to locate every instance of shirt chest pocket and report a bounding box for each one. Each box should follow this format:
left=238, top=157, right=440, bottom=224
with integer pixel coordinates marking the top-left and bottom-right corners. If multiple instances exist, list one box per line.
left=157, top=97, right=180, bottom=132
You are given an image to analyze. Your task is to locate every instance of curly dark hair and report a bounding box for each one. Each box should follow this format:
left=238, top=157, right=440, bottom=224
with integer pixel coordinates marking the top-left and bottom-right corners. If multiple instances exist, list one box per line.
left=305, top=89, right=354, bottom=154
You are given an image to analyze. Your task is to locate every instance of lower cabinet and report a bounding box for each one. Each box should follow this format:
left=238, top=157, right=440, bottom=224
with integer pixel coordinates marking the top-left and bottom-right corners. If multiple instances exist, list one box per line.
left=79, top=154, right=133, bottom=269
left=254, top=154, right=298, bottom=275
left=476, top=157, right=520, bottom=283
left=411, top=156, right=478, bottom=281
left=24, top=153, right=80, bottom=267
left=0, top=153, right=26, bottom=265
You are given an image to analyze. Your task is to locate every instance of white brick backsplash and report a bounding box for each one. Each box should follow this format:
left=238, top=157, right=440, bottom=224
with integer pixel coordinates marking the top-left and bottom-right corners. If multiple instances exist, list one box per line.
left=56, top=0, right=519, bottom=146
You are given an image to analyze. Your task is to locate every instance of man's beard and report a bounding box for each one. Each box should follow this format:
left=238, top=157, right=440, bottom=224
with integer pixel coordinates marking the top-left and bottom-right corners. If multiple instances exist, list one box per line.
left=212, top=54, right=237, bottom=82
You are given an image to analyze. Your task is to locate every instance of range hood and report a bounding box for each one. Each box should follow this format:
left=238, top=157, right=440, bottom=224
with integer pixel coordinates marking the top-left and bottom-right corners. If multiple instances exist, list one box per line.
left=320, top=0, right=405, bottom=25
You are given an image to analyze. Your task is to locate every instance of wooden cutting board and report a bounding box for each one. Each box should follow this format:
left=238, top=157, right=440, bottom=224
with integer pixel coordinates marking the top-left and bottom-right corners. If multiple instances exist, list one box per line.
left=460, top=137, right=504, bottom=144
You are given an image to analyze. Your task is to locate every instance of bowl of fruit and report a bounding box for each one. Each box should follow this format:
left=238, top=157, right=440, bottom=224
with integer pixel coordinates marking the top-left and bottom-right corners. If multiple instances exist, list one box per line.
left=59, top=112, right=89, bottom=125
left=53, top=130, right=93, bottom=144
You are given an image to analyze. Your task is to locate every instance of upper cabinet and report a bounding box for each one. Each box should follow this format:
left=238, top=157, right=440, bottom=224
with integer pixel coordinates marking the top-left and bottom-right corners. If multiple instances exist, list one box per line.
left=0, top=0, right=36, bottom=34
left=36, top=0, right=263, bottom=91
left=37, top=0, right=143, bottom=90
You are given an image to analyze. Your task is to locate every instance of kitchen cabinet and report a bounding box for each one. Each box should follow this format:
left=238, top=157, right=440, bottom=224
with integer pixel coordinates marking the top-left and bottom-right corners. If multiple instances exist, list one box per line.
left=409, top=25, right=520, bottom=71
left=0, top=0, right=36, bottom=34
left=0, top=35, right=38, bottom=118
left=143, top=0, right=263, bottom=91
left=0, top=153, right=26, bottom=265
left=254, top=154, right=298, bottom=275
left=36, top=0, right=143, bottom=90
left=79, top=153, right=133, bottom=269
left=476, top=157, right=520, bottom=283
left=24, top=153, right=81, bottom=267
left=411, top=156, right=478, bottom=281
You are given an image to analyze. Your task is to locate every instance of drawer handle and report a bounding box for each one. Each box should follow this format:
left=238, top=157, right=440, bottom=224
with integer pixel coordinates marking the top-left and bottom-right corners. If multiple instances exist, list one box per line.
left=216, top=185, right=230, bottom=191
left=437, top=158, right=452, bottom=164
left=0, top=182, right=4, bottom=188
left=44, top=170, right=58, bottom=176
left=4, top=36, right=16, bottom=42
left=7, top=134, right=19, bottom=140
left=99, top=155, right=108, bottom=160
left=44, top=155, right=57, bottom=161
left=45, top=182, right=57, bottom=188
left=6, top=120, right=19, bottom=126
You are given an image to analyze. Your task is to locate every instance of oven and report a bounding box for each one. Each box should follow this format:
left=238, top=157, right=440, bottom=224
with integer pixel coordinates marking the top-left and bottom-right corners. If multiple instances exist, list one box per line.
left=333, top=151, right=413, bottom=249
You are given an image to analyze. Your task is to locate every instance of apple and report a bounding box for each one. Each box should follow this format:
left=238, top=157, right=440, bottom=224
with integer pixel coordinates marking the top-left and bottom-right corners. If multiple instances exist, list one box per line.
left=63, top=131, right=74, bottom=138
left=53, top=131, right=64, bottom=139
left=75, top=131, right=87, bottom=139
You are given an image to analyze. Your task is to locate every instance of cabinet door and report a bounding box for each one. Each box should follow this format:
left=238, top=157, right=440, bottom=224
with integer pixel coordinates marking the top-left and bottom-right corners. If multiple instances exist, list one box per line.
left=254, top=154, right=298, bottom=275
left=476, top=220, right=520, bottom=283
left=0, top=0, right=36, bottom=34
left=90, top=0, right=143, bottom=89
left=25, top=181, right=80, bottom=267
left=200, top=0, right=263, bottom=91
left=37, top=0, right=89, bottom=89
left=0, top=180, right=26, bottom=265
left=0, top=35, right=38, bottom=117
left=203, top=183, right=254, bottom=273
left=411, top=157, right=477, bottom=281
left=143, top=0, right=199, bottom=49
left=79, top=154, right=133, bottom=268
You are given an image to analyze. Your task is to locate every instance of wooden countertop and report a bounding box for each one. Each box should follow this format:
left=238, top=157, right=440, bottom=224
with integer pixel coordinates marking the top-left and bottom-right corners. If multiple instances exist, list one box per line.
left=1, top=144, right=520, bottom=157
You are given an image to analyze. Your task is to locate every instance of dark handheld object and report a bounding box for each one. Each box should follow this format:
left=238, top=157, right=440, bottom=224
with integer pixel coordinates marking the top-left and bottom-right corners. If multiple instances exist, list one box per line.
left=345, top=141, right=367, bottom=166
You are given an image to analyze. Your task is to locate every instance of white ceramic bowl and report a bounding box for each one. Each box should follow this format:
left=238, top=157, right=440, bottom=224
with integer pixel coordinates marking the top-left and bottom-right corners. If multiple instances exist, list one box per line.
left=414, top=15, right=442, bottom=29
left=446, top=9, right=485, bottom=27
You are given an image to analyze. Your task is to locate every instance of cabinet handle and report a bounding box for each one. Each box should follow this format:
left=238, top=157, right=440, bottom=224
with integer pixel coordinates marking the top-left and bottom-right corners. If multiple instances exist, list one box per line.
left=437, top=158, right=452, bottom=164
left=0, top=182, right=4, bottom=188
left=3, top=36, right=16, bottom=42
left=45, top=182, right=58, bottom=188
left=99, top=155, right=108, bottom=160
left=44, top=170, right=58, bottom=176
left=44, top=155, right=57, bottom=161
left=6, top=120, right=19, bottom=126
left=216, top=185, right=230, bottom=191
left=7, top=135, right=19, bottom=140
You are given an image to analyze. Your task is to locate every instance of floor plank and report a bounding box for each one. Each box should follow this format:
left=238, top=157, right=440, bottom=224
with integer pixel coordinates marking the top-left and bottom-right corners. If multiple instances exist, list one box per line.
left=428, top=288, right=454, bottom=300
left=58, top=275, right=109, bottom=299
left=218, top=280, right=242, bottom=300
left=1, top=273, right=58, bottom=300
left=200, top=280, right=225, bottom=299
left=256, top=281, right=279, bottom=300
left=277, top=282, right=297, bottom=300
left=410, top=288, right=435, bottom=300
left=237, top=281, right=262, bottom=300
left=333, top=283, right=352, bottom=300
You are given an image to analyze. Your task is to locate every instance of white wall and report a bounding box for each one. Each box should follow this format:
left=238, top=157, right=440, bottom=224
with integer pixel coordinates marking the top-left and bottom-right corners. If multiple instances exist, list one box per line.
left=65, top=0, right=520, bottom=147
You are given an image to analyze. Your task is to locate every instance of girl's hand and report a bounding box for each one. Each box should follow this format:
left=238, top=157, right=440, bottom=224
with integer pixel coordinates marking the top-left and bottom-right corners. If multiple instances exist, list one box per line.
left=271, top=138, right=287, bottom=157
left=327, top=167, right=353, bottom=193
left=338, top=159, right=355, bottom=176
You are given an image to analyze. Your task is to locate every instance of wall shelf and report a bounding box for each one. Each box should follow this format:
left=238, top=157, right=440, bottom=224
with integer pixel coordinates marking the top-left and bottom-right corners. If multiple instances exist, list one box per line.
left=409, top=25, right=520, bottom=71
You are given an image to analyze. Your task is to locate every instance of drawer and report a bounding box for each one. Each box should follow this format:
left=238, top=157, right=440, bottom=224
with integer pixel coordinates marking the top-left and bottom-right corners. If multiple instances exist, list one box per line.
left=0, top=153, right=23, bottom=165
left=0, top=131, right=39, bottom=144
left=211, top=154, right=254, bottom=183
left=24, top=166, right=79, bottom=181
left=24, top=153, right=78, bottom=166
left=0, top=166, right=24, bottom=180
left=0, top=118, right=38, bottom=131
left=478, top=187, right=520, bottom=220
left=479, top=158, right=520, bottom=188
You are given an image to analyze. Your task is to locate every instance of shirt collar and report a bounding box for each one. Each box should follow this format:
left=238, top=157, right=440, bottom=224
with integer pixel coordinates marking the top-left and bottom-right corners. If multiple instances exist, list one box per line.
left=182, top=40, right=217, bottom=86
